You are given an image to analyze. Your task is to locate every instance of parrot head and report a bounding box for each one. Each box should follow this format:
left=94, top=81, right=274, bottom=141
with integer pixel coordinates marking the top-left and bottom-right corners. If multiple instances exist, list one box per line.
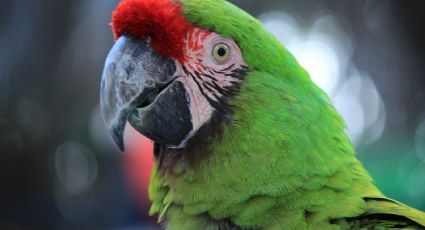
left=100, top=0, right=267, bottom=151
left=101, top=0, right=305, bottom=156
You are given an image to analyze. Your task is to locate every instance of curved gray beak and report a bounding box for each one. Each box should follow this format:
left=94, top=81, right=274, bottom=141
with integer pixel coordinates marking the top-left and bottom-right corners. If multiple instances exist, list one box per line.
left=100, top=36, right=177, bottom=151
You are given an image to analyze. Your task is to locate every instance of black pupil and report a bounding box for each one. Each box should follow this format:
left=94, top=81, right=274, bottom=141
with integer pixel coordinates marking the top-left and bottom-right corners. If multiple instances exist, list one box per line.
left=217, top=47, right=226, bottom=57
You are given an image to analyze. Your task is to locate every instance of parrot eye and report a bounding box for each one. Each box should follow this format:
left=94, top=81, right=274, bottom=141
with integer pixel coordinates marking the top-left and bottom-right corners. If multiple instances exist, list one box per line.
left=212, top=43, right=231, bottom=63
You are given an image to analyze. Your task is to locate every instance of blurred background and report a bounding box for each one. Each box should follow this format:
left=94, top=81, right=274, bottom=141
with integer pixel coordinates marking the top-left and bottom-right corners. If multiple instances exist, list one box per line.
left=0, top=0, right=424, bottom=229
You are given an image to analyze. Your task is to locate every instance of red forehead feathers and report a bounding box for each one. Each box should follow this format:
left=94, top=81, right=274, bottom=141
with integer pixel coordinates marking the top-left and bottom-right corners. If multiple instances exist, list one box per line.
left=112, top=0, right=193, bottom=61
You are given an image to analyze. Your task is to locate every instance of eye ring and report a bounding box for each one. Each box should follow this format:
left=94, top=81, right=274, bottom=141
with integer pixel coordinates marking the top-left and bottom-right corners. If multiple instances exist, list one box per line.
left=212, top=42, right=231, bottom=63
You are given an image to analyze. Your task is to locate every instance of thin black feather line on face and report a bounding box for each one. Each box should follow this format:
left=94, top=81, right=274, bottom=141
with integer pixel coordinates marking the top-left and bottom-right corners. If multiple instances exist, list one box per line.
left=220, top=63, right=235, bottom=72
left=187, top=70, right=210, bottom=100
left=231, top=68, right=247, bottom=79
left=202, top=81, right=215, bottom=94
left=192, top=71, right=225, bottom=106
left=205, top=65, right=232, bottom=76
left=182, top=65, right=190, bottom=76
left=202, top=80, right=230, bottom=101
left=202, top=66, right=216, bottom=76
left=208, top=69, right=215, bottom=76
left=201, top=72, right=218, bottom=81
left=205, top=69, right=248, bottom=113
left=192, top=73, right=227, bottom=113
left=183, top=62, right=250, bottom=114
left=193, top=70, right=208, bottom=82
left=187, top=70, right=230, bottom=114
left=211, top=92, right=230, bottom=109
left=204, top=93, right=229, bottom=114
left=240, top=64, right=249, bottom=70
left=188, top=73, right=232, bottom=117
left=204, top=81, right=231, bottom=98
left=208, top=80, right=237, bottom=98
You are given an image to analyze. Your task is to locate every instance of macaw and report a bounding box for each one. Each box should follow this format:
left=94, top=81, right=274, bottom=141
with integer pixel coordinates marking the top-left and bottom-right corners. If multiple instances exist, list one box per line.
left=99, top=0, right=425, bottom=229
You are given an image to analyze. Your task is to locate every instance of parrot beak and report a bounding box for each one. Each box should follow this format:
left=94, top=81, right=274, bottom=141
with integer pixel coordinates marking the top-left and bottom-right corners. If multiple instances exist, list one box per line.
left=100, top=36, right=192, bottom=151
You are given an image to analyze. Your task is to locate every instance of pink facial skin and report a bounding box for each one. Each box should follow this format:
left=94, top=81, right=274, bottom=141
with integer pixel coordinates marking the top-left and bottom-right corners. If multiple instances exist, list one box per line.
left=172, top=28, right=247, bottom=148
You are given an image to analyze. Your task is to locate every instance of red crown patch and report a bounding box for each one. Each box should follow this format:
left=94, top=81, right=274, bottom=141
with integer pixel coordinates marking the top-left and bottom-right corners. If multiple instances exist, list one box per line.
left=112, top=0, right=193, bottom=61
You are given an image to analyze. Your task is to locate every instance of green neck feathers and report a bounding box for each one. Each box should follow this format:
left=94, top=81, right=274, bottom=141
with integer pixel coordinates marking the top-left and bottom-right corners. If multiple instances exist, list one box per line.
left=148, top=0, right=383, bottom=229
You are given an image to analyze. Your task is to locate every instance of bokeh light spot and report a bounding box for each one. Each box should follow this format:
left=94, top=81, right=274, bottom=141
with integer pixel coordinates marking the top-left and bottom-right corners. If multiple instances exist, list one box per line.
left=415, top=119, right=425, bottom=163
left=261, top=12, right=386, bottom=146
left=0, top=119, right=23, bottom=178
left=406, top=164, right=425, bottom=204
left=54, top=142, right=98, bottom=196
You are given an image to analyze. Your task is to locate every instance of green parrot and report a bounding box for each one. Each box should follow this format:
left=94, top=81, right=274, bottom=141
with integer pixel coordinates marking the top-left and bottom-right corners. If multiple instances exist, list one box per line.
left=99, top=0, right=425, bottom=229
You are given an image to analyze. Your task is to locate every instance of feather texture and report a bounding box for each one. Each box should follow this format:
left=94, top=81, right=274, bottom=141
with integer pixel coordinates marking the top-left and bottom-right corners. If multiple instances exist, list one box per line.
left=107, top=0, right=425, bottom=229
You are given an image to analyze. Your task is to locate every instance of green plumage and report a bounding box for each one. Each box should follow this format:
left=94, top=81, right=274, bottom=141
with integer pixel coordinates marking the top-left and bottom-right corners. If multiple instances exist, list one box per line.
left=148, top=0, right=425, bottom=229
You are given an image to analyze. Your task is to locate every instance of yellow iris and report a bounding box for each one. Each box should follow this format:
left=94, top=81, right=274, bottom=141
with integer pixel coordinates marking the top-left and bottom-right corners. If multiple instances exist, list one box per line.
left=212, top=43, right=231, bottom=63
